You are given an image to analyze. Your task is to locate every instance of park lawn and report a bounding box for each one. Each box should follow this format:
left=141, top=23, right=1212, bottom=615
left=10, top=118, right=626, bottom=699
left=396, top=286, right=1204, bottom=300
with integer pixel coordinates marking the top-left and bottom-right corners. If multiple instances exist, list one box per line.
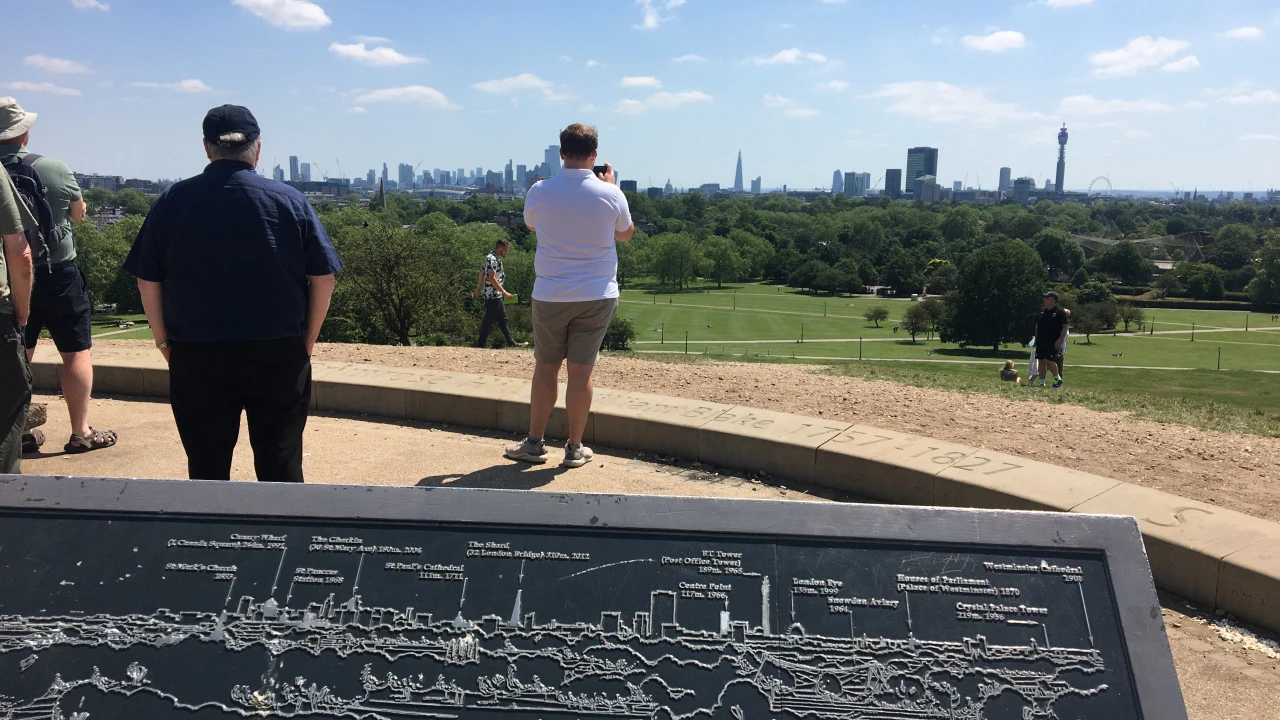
left=90, top=314, right=149, bottom=336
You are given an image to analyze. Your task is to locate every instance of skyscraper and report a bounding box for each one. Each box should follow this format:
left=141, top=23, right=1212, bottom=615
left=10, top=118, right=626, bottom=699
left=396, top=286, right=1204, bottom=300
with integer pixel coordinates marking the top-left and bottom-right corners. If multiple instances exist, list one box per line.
left=381, top=163, right=388, bottom=186
left=505, top=160, right=514, bottom=192
left=516, top=165, right=527, bottom=187
left=398, top=163, right=414, bottom=189
left=1014, top=177, right=1035, bottom=205
left=457, top=168, right=466, bottom=186
left=953, top=181, right=962, bottom=192
left=999, top=167, right=1012, bottom=193
left=750, top=177, right=761, bottom=195
left=367, top=169, right=376, bottom=186
left=844, top=172, right=857, bottom=197
left=733, top=151, right=744, bottom=193
left=1055, top=124, right=1068, bottom=195
left=544, top=145, right=561, bottom=176
left=288, top=156, right=299, bottom=183
left=832, top=170, right=844, bottom=195
left=905, top=147, right=938, bottom=198
left=885, top=169, right=903, bottom=199
left=300, top=163, right=312, bottom=182
left=272, top=165, right=284, bottom=182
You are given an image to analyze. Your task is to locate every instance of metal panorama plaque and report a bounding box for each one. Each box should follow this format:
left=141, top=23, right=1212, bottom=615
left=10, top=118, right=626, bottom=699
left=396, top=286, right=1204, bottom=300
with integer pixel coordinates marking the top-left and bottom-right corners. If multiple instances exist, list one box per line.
left=0, top=477, right=1186, bottom=720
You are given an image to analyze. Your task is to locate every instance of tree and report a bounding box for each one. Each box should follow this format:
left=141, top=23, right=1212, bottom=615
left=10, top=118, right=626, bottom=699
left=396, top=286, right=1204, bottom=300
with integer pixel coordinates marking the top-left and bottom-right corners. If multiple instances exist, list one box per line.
left=1073, top=305, right=1105, bottom=343
left=1176, top=263, right=1226, bottom=300
left=788, top=260, right=829, bottom=293
left=813, top=268, right=846, bottom=295
left=1006, top=213, right=1043, bottom=241
left=1076, top=280, right=1112, bottom=304
left=865, top=305, right=889, bottom=328
left=901, top=303, right=930, bottom=342
left=1204, top=224, right=1258, bottom=271
left=1117, top=304, right=1145, bottom=333
left=74, top=217, right=146, bottom=312
left=1070, top=267, right=1089, bottom=287
left=651, top=233, right=700, bottom=290
left=939, top=206, right=980, bottom=243
left=1249, top=236, right=1280, bottom=308
left=1153, top=272, right=1182, bottom=299
left=882, top=252, right=924, bottom=296
left=700, top=236, right=744, bottom=288
left=925, top=261, right=958, bottom=294
left=728, top=229, right=774, bottom=279
left=939, top=239, right=1046, bottom=352
left=920, top=297, right=945, bottom=340
left=1099, top=240, right=1154, bottom=286
left=113, top=189, right=152, bottom=216
left=1031, top=229, right=1085, bottom=279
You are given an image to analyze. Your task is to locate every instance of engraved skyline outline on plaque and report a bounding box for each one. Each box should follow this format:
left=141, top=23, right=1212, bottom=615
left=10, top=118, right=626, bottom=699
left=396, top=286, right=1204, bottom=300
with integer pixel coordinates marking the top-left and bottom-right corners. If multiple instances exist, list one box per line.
left=0, top=518, right=1132, bottom=720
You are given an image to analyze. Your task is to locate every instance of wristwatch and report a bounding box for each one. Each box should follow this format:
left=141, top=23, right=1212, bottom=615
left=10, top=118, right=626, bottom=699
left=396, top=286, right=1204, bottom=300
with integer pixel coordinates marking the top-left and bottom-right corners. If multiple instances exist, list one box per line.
left=156, top=341, right=170, bottom=351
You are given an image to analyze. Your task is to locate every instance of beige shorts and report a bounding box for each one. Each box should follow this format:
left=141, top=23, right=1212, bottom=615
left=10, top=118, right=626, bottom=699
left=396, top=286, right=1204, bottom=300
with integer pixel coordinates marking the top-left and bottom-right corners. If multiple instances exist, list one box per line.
left=532, top=298, right=618, bottom=366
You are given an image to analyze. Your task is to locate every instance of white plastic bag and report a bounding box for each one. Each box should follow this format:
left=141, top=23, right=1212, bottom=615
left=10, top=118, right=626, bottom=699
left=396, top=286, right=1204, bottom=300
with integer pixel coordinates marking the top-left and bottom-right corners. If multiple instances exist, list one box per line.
left=1027, top=338, right=1038, bottom=378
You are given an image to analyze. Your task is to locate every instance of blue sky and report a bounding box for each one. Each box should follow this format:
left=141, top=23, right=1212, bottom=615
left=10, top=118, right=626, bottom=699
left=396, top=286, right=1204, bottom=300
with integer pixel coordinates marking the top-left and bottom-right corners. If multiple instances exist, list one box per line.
left=8, top=0, right=1280, bottom=191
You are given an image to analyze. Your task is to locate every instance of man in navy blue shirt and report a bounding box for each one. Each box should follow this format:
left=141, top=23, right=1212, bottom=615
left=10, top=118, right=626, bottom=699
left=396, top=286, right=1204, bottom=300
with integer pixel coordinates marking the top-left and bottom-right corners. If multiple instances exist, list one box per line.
left=124, top=105, right=341, bottom=482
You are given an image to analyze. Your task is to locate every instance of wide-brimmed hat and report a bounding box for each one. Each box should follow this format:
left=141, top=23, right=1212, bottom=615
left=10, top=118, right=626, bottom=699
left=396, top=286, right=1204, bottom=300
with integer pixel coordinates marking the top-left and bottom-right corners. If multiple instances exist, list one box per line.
left=0, top=97, right=36, bottom=141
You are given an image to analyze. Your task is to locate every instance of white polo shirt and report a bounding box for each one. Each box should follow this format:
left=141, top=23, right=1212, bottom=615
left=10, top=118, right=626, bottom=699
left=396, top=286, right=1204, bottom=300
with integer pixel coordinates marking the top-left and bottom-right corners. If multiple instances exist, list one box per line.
left=524, top=168, right=632, bottom=303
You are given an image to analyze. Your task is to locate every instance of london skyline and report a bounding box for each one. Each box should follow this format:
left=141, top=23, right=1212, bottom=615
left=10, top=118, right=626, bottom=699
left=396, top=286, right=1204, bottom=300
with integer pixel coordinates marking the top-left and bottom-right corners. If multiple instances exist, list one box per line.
left=8, top=0, right=1280, bottom=191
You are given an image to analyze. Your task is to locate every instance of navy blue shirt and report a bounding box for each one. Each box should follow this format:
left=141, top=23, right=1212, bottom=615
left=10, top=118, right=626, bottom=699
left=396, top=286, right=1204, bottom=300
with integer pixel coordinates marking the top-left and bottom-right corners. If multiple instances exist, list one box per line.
left=124, top=161, right=342, bottom=342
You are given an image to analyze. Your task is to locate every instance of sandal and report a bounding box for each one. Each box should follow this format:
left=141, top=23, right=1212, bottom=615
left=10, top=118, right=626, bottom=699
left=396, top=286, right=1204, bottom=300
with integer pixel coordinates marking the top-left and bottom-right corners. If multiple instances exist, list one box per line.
left=22, top=429, right=45, bottom=455
left=64, top=428, right=118, bottom=454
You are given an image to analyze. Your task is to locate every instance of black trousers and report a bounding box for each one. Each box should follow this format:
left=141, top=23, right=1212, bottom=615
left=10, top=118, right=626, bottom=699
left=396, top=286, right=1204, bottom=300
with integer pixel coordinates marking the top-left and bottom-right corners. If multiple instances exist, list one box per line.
left=169, top=336, right=311, bottom=483
left=0, top=315, right=30, bottom=475
left=476, top=297, right=516, bottom=347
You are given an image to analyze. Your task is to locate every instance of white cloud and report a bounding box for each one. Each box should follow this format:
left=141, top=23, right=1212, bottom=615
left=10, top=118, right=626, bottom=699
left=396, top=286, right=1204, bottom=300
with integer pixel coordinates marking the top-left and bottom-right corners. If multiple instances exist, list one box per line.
left=779, top=23, right=796, bottom=29
left=1044, top=0, right=1093, bottom=6
left=130, top=79, right=214, bottom=93
left=635, top=0, right=682, bottom=29
left=819, top=0, right=848, bottom=4
left=5, top=81, right=81, bottom=96
left=614, top=90, right=712, bottom=115
left=586, top=60, right=605, bottom=68
left=962, top=30, right=1026, bottom=52
left=751, top=48, right=828, bottom=66
left=1057, top=95, right=1172, bottom=115
left=616, top=75, right=660, bottom=88
left=1124, top=129, right=1151, bottom=138
left=348, top=106, right=367, bottom=114
left=1088, top=36, right=1192, bottom=77
left=1161, top=55, right=1199, bottom=72
left=559, top=55, right=572, bottom=62
left=473, top=73, right=573, bottom=103
left=815, top=80, right=849, bottom=92
left=1184, top=100, right=1207, bottom=109
left=672, top=53, right=706, bottom=63
left=762, top=94, right=818, bottom=118
left=868, top=81, right=1033, bottom=124
left=666, top=0, right=686, bottom=6
left=232, top=0, right=331, bottom=31
left=328, top=43, right=424, bottom=67
left=1220, top=26, right=1264, bottom=40
left=356, top=85, right=458, bottom=110
left=24, top=55, right=91, bottom=74
left=351, top=35, right=393, bottom=44
left=70, top=0, right=109, bottom=10
left=1216, top=87, right=1280, bottom=105
left=1242, top=133, right=1279, bottom=141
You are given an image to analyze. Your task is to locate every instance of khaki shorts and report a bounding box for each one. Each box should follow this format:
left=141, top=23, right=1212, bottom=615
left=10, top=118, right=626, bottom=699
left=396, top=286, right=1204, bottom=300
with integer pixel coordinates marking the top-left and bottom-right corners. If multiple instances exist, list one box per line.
left=532, top=298, right=618, bottom=366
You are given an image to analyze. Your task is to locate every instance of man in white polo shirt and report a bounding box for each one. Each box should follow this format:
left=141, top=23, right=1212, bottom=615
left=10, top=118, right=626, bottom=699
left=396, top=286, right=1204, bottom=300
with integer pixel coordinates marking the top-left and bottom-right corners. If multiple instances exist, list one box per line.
left=505, top=124, right=633, bottom=468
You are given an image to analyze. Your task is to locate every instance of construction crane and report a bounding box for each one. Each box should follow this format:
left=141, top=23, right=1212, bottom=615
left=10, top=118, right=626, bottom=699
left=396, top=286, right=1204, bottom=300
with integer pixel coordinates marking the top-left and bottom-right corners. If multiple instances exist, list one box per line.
left=976, top=173, right=981, bottom=191
left=874, top=175, right=884, bottom=190
left=334, top=159, right=345, bottom=181
left=963, top=172, right=968, bottom=190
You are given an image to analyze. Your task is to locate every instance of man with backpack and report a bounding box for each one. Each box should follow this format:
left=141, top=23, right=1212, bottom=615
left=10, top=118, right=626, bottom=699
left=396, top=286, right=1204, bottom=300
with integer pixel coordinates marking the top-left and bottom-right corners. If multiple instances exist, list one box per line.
left=0, top=97, right=116, bottom=455
left=0, top=162, right=36, bottom=473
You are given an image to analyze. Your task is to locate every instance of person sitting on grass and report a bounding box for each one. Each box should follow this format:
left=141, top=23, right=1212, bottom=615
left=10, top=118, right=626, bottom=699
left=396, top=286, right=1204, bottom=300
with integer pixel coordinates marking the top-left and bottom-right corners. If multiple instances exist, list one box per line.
left=1000, top=360, right=1021, bottom=385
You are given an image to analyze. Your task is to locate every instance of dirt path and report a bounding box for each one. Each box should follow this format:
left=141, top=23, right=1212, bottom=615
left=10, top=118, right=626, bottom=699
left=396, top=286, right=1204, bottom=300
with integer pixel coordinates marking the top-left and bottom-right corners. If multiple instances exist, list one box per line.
left=98, top=340, right=1280, bottom=523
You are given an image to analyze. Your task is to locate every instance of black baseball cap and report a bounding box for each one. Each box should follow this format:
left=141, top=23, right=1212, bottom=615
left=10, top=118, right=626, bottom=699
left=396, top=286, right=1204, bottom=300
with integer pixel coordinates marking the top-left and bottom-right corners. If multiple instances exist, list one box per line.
left=1043, top=291, right=1059, bottom=300
left=202, top=105, right=260, bottom=147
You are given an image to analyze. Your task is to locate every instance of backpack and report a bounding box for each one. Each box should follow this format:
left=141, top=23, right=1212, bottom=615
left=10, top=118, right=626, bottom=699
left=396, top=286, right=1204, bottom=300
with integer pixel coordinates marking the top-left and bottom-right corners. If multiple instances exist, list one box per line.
left=2, top=153, right=60, bottom=267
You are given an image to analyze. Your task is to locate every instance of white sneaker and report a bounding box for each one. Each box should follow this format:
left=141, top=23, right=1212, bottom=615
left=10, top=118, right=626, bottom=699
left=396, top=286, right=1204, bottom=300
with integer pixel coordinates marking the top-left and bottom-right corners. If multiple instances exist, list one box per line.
left=562, top=443, right=594, bottom=468
left=505, top=439, right=547, bottom=464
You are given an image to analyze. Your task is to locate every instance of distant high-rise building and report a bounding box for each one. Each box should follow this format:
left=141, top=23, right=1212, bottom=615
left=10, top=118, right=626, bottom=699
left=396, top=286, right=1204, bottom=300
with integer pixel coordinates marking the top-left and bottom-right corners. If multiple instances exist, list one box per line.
left=858, top=172, right=870, bottom=193
left=733, top=151, right=744, bottom=193
left=647, top=187, right=663, bottom=200
left=544, top=145, right=562, bottom=176
left=288, top=156, right=299, bottom=183
left=620, top=180, right=638, bottom=193
left=953, top=181, right=962, bottom=192
left=300, top=163, right=312, bottom=182
left=398, top=163, right=414, bottom=189
left=1055, top=124, right=1068, bottom=195
left=272, top=165, right=284, bottom=182
left=456, top=169, right=466, bottom=186
left=844, top=172, right=857, bottom=197
left=905, top=147, right=938, bottom=198
left=999, top=167, right=1012, bottom=193
left=381, top=163, right=388, bottom=186
left=750, top=176, right=762, bottom=195
left=1014, top=177, right=1035, bottom=205
left=664, top=178, right=674, bottom=195
left=832, top=170, right=844, bottom=195
left=504, top=160, right=514, bottom=192
left=516, top=165, right=527, bottom=187
left=914, top=175, right=941, bottom=202
left=885, top=169, right=903, bottom=199
left=1044, top=179, right=1055, bottom=191
left=366, top=169, right=376, bottom=186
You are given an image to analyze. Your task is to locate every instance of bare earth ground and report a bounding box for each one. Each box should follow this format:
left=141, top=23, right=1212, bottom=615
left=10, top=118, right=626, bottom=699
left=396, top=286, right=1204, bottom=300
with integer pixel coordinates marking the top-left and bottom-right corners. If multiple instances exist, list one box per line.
left=20, top=389, right=1280, bottom=720
left=295, top=342, right=1280, bottom=523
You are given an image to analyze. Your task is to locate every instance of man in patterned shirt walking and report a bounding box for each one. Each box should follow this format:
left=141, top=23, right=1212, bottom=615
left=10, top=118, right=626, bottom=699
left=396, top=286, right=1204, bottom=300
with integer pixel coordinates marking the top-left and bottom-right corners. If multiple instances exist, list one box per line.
left=473, top=238, right=525, bottom=348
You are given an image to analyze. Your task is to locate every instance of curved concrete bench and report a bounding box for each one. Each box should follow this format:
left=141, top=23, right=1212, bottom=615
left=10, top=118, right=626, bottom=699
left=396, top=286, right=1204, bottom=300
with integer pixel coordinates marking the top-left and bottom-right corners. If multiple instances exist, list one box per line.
left=29, top=345, right=1280, bottom=635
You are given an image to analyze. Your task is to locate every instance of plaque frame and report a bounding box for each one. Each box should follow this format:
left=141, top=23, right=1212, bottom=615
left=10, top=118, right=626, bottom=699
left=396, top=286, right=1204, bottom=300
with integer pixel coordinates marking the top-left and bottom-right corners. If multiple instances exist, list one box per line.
left=0, top=474, right=1187, bottom=719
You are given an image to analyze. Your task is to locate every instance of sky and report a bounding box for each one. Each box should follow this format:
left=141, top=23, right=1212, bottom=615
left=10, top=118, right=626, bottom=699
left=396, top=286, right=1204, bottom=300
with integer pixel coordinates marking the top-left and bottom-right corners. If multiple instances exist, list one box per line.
left=7, top=0, right=1280, bottom=192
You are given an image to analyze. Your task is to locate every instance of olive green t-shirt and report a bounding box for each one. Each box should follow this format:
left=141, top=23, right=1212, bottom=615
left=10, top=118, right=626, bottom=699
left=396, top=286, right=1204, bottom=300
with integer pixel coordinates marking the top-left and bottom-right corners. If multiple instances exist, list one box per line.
left=0, top=146, right=81, bottom=266
left=0, top=163, right=38, bottom=315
